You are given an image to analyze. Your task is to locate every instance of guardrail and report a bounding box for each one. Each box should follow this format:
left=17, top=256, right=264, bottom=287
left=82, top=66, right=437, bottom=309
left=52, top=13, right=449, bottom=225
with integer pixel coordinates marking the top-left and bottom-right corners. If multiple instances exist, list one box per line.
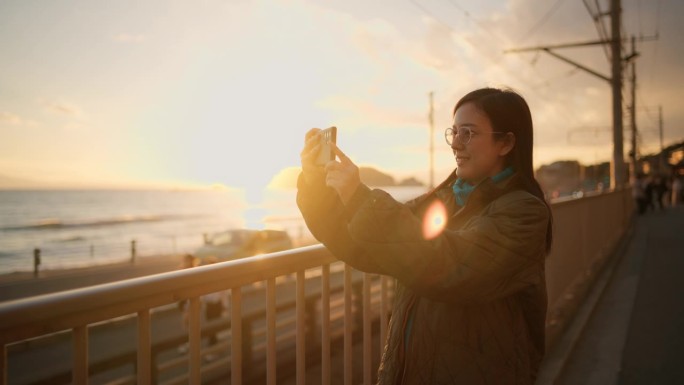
left=0, top=188, right=635, bottom=385
left=544, top=187, right=634, bottom=349
left=0, top=245, right=393, bottom=385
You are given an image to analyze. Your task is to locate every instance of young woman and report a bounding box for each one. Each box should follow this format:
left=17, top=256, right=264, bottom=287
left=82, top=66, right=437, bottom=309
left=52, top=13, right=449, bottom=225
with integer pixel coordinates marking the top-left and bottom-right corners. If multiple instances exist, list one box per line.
left=297, top=88, right=553, bottom=384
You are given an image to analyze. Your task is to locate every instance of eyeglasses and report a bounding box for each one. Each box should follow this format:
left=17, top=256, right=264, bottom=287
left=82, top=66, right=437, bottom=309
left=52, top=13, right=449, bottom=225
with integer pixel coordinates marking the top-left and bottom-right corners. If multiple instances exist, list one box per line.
left=444, top=127, right=506, bottom=146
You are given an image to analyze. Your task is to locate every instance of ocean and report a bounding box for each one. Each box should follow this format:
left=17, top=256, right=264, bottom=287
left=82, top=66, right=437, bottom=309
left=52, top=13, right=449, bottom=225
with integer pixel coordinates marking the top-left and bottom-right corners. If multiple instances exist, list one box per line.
left=0, top=186, right=426, bottom=274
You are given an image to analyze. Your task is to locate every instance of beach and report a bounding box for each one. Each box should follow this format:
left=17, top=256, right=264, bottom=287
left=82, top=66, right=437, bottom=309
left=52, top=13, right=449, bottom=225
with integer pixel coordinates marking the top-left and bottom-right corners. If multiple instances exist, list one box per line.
left=0, top=254, right=186, bottom=302
left=0, top=234, right=320, bottom=303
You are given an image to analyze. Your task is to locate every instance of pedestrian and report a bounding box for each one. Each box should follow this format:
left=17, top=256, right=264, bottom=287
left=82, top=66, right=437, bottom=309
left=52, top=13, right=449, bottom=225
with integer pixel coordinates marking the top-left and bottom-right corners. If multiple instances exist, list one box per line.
left=633, top=173, right=647, bottom=215
left=644, top=175, right=656, bottom=212
left=297, top=87, right=553, bottom=384
left=672, top=175, right=682, bottom=206
left=654, top=175, right=668, bottom=210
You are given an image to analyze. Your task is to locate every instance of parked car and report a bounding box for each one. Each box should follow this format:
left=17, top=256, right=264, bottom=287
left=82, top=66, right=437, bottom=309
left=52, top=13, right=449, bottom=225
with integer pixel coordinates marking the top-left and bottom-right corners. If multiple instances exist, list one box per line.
left=194, top=229, right=293, bottom=261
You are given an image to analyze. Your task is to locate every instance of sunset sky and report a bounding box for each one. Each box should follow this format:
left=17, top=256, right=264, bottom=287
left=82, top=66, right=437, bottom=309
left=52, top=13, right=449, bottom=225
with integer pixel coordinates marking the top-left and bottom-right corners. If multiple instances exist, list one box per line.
left=1, top=0, right=681, bottom=193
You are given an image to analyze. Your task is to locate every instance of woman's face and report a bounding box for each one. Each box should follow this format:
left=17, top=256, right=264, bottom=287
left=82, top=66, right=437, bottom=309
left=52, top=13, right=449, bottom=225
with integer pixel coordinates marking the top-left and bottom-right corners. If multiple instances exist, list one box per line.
left=451, top=102, right=511, bottom=184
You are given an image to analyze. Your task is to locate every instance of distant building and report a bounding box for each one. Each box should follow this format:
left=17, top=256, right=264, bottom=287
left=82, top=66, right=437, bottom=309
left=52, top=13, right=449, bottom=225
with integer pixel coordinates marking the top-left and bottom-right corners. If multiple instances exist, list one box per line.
left=637, top=140, right=684, bottom=177
left=536, top=161, right=582, bottom=198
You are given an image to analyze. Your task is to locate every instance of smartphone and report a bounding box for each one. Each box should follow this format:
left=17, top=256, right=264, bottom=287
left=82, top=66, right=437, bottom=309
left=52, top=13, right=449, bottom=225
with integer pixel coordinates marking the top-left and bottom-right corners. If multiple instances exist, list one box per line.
left=315, top=126, right=337, bottom=166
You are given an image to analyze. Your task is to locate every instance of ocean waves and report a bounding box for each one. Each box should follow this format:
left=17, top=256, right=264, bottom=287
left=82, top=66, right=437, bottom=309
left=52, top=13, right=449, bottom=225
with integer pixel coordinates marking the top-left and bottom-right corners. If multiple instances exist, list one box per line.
left=0, top=215, right=201, bottom=232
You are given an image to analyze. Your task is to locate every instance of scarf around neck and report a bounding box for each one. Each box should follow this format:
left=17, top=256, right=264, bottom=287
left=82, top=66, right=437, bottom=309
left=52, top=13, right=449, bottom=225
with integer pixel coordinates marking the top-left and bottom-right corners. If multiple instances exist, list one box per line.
left=452, top=166, right=515, bottom=206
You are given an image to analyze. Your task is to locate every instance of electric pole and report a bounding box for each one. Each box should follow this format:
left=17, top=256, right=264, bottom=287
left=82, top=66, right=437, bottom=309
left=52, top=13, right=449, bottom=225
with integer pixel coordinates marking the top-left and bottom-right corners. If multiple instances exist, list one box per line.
left=429, top=91, right=435, bottom=189
left=505, top=0, right=656, bottom=189
left=659, top=106, right=664, bottom=151
left=610, top=0, right=625, bottom=187
left=629, top=35, right=637, bottom=180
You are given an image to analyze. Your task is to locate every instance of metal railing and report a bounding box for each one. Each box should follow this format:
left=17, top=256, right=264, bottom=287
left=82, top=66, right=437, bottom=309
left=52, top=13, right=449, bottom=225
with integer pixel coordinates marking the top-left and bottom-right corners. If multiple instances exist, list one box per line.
left=0, top=245, right=393, bottom=385
left=544, top=187, right=634, bottom=348
left=0, top=188, right=635, bottom=384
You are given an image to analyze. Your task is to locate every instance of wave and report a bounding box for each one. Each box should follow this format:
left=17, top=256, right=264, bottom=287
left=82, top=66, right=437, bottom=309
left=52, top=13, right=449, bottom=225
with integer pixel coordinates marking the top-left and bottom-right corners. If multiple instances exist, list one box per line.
left=0, top=215, right=199, bottom=232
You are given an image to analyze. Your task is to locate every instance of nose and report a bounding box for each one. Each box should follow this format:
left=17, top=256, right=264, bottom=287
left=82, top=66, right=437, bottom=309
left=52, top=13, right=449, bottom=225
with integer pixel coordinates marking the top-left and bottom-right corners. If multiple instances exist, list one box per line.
left=451, top=136, right=464, bottom=151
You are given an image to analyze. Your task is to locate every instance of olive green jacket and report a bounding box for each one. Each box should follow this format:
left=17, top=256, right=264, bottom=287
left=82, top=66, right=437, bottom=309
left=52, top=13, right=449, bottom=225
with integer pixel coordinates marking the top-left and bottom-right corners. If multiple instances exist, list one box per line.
left=297, top=170, right=550, bottom=384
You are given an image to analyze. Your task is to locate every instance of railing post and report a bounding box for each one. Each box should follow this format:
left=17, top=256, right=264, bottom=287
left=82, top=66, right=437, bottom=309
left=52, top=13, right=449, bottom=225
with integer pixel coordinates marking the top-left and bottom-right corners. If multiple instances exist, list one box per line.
left=1, top=344, right=6, bottom=385
left=353, top=279, right=363, bottom=331
left=242, top=319, right=253, bottom=381
left=321, top=264, right=331, bottom=385
left=231, top=287, right=243, bottom=385
left=137, top=310, right=152, bottom=385
left=305, top=297, right=318, bottom=351
left=296, top=270, right=306, bottom=385
left=344, top=265, right=353, bottom=385
left=72, top=326, right=88, bottom=385
left=150, top=348, right=159, bottom=385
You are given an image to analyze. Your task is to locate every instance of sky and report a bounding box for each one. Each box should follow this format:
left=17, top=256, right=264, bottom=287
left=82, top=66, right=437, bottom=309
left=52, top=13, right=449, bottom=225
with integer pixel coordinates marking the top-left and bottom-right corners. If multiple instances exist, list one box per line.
left=1, top=0, right=682, bottom=193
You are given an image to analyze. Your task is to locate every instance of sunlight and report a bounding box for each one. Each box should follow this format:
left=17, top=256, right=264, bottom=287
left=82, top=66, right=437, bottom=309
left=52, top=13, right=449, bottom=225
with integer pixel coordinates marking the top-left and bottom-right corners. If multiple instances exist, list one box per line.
left=422, top=199, right=447, bottom=240
left=267, top=166, right=302, bottom=190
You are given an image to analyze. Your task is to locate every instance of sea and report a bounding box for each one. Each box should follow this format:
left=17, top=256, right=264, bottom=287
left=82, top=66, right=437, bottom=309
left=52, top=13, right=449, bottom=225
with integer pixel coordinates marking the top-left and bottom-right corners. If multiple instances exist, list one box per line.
left=0, top=186, right=427, bottom=274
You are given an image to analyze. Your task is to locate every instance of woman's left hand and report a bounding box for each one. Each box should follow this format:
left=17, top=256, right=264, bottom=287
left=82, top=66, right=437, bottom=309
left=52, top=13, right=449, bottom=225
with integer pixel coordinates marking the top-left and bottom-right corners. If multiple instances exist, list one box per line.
left=325, top=142, right=361, bottom=205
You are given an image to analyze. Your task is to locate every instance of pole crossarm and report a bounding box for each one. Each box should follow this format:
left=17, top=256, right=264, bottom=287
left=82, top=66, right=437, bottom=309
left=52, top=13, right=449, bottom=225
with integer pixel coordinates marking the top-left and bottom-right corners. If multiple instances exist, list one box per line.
left=504, top=39, right=612, bottom=82
left=542, top=49, right=611, bottom=82
left=504, top=39, right=611, bottom=53
left=504, top=34, right=658, bottom=55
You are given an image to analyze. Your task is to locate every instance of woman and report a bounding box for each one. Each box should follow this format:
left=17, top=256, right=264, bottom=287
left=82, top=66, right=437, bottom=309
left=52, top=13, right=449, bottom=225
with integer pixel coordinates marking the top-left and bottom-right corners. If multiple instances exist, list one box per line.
left=297, top=88, right=553, bottom=384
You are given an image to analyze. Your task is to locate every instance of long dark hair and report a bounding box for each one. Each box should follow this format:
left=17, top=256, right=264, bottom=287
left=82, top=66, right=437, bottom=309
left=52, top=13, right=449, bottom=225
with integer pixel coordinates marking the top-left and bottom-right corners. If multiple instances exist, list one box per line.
left=454, top=87, right=553, bottom=253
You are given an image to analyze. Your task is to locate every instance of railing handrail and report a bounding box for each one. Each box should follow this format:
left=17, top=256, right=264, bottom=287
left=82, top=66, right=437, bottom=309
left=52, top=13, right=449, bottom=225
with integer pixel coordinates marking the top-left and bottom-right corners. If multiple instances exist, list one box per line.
left=0, top=244, right=336, bottom=345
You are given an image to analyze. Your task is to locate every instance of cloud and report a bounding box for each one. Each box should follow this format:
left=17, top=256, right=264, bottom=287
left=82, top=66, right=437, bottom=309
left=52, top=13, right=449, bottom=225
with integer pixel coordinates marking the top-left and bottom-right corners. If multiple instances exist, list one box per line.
left=112, top=33, right=147, bottom=43
left=44, top=100, right=84, bottom=118
left=0, top=112, right=37, bottom=127
left=0, top=112, right=23, bottom=125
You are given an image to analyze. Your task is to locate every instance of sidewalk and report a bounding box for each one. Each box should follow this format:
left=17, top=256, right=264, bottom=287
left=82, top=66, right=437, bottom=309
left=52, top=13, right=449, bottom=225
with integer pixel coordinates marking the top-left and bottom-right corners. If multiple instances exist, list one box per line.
left=539, top=205, right=684, bottom=385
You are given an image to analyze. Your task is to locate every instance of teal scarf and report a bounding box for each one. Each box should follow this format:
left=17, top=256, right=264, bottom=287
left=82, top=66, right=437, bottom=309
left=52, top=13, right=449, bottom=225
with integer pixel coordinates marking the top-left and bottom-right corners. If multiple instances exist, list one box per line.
left=452, top=167, right=515, bottom=206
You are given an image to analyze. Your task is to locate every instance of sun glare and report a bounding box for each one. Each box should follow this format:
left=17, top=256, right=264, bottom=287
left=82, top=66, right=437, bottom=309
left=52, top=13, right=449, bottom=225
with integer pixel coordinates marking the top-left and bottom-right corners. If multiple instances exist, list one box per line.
left=422, top=199, right=447, bottom=240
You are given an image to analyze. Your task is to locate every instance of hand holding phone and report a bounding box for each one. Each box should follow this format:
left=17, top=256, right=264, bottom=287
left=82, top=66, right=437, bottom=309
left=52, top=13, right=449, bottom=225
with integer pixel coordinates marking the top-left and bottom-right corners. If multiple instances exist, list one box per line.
left=315, top=126, right=337, bottom=166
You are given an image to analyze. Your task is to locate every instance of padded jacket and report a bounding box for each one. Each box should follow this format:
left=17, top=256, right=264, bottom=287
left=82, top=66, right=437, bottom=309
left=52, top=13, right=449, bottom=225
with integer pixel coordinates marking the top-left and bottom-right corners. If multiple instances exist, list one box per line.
left=296, top=170, right=550, bottom=385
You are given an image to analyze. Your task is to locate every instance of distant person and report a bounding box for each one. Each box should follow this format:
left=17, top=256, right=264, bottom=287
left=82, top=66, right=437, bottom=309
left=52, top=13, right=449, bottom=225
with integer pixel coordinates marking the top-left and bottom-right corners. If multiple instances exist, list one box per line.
left=644, top=175, right=656, bottom=212
left=633, top=174, right=647, bottom=215
left=298, top=88, right=553, bottom=384
left=672, top=175, right=683, bottom=206
left=654, top=175, right=668, bottom=210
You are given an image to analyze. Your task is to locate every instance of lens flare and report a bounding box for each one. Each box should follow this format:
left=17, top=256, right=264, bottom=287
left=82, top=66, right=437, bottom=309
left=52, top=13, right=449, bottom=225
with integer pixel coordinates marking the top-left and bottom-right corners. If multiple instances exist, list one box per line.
left=422, top=200, right=447, bottom=240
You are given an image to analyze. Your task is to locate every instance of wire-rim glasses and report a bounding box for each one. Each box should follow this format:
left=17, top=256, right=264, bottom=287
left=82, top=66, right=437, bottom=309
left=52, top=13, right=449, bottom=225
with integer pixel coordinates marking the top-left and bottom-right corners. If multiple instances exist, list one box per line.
left=444, top=127, right=506, bottom=145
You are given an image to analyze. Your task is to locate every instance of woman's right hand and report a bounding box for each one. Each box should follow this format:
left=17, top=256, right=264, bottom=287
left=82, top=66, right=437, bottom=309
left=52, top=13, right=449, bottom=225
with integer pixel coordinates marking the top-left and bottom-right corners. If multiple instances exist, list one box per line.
left=300, top=128, right=325, bottom=185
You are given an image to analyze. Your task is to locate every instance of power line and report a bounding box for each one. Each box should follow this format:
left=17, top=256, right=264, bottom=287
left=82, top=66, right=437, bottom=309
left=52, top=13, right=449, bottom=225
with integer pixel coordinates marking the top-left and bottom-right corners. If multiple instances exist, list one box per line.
left=583, top=0, right=612, bottom=62
left=519, top=0, right=568, bottom=43
left=409, top=0, right=585, bottom=128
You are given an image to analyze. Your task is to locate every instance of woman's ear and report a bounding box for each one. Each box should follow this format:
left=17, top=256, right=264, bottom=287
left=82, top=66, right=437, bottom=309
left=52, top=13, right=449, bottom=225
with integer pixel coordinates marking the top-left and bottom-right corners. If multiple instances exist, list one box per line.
left=499, top=132, right=516, bottom=156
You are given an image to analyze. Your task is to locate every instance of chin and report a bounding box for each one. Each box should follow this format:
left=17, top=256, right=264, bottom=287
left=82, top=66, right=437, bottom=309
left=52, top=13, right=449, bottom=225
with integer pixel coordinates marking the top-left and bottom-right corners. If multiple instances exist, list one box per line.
left=456, top=168, right=471, bottom=181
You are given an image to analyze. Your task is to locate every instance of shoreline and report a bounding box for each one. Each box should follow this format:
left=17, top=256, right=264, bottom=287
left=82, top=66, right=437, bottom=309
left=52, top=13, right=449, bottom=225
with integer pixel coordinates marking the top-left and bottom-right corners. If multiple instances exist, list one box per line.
left=0, top=238, right=319, bottom=302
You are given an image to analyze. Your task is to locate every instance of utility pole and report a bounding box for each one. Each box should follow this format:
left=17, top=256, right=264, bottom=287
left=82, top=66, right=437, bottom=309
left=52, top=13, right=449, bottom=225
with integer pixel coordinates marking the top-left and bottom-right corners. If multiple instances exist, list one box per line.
left=629, top=35, right=637, bottom=180
left=610, top=0, right=625, bottom=187
left=659, top=106, right=664, bottom=151
left=428, top=91, right=435, bottom=189
left=659, top=105, right=665, bottom=174
left=505, top=0, right=656, bottom=189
